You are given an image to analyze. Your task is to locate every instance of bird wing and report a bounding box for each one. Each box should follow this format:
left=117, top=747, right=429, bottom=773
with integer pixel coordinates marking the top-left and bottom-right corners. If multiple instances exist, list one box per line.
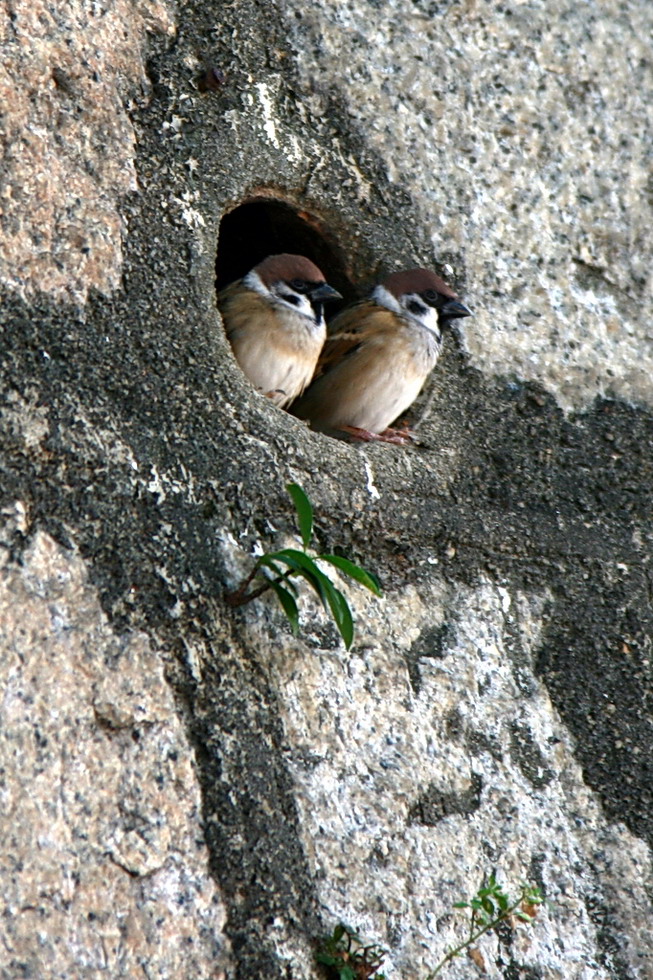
left=217, top=280, right=268, bottom=341
left=317, top=301, right=399, bottom=376
left=294, top=301, right=431, bottom=433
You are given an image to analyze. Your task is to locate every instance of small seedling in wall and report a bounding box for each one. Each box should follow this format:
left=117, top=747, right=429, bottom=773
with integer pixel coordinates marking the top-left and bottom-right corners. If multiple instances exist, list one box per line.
left=424, top=875, right=545, bottom=977
left=226, top=483, right=381, bottom=649
left=316, top=878, right=545, bottom=979
left=316, top=923, right=387, bottom=980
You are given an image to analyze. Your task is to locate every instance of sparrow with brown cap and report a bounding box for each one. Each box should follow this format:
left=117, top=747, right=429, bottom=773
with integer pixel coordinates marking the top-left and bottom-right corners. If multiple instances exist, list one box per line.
left=218, top=253, right=341, bottom=408
left=293, top=268, right=471, bottom=443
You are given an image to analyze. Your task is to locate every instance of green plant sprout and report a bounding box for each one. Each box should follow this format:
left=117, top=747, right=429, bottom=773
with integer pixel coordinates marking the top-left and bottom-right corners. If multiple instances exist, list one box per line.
left=424, top=876, right=545, bottom=978
left=225, top=483, right=381, bottom=649
left=316, top=923, right=387, bottom=980
left=316, top=879, right=544, bottom=979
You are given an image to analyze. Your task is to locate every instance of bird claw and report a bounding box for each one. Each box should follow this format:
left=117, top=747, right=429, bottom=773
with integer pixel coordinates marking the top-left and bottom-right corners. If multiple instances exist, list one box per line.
left=339, top=425, right=414, bottom=446
left=378, top=426, right=415, bottom=445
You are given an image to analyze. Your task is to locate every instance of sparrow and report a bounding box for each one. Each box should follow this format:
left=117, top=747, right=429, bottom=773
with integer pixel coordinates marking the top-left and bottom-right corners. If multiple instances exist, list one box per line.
left=218, top=253, right=341, bottom=408
left=293, top=268, right=471, bottom=444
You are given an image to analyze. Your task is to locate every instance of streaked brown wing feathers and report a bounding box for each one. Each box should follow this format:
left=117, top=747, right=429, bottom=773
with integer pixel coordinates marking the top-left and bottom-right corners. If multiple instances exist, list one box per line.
left=318, top=302, right=398, bottom=375
left=217, top=280, right=271, bottom=341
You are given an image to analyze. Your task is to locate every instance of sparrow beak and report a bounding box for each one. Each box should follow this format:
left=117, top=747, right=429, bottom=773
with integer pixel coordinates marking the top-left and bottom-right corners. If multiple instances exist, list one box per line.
left=440, top=299, right=472, bottom=320
left=310, top=283, right=342, bottom=303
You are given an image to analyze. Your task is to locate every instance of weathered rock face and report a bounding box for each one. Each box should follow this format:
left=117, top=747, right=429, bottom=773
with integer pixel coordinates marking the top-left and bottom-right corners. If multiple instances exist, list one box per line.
left=0, top=0, right=174, bottom=301
left=0, top=509, right=227, bottom=978
left=1, top=1, right=652, bottom=979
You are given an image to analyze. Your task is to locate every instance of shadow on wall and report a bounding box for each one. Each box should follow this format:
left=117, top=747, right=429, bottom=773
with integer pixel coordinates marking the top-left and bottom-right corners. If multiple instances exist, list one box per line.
left=216, top=196, right=357, bottom=311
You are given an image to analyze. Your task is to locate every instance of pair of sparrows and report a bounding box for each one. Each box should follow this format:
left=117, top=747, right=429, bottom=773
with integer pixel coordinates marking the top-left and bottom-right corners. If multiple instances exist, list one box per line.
left=218, top=253, right=471, bottom=444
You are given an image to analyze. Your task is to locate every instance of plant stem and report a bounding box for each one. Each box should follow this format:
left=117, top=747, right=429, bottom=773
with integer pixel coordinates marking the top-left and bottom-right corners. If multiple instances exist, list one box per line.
left=225, top=565, right=293, bottom=607
left=424, top=894, right=529, bottom=979
left=468, top=908, right=477, bottom=943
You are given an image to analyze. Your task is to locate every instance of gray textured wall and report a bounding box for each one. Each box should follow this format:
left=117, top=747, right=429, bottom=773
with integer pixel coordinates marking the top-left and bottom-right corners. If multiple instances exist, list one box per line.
left=1, top=1, right=652, bottom=978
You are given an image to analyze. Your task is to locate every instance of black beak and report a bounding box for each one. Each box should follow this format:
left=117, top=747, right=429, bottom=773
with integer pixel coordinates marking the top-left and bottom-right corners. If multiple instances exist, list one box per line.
left=310, top=283, right=342, bottom=303
left=440, top=299, right=472, bottom=320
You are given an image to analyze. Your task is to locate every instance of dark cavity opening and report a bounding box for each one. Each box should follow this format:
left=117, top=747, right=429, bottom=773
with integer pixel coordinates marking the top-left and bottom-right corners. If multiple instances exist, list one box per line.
left=216, top=197, right=355, bottom=308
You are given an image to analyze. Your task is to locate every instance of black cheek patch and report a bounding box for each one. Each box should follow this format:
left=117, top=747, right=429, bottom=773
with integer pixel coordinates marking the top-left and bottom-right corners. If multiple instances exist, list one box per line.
left=408, top=299, right=428, bottom=317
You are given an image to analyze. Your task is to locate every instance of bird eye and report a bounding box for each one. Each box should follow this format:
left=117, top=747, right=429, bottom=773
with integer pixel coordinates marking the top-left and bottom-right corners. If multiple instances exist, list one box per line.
left=407, top=299, right=427, bottom=316
left=423, top=289, right=438, bottom=302
left=289, top=278, right=308, bottom=292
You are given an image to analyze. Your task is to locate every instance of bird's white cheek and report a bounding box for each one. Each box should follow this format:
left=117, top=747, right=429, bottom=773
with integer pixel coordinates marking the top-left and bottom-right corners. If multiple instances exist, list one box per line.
left=419, top=306, right=440, bottom=337
left=274, top=291, right=316, bottom=323
left=294, top=295, right=315, bottom=320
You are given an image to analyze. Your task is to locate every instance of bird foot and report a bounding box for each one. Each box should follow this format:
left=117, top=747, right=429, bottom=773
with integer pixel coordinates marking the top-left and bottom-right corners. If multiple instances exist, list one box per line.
left=379, top=425, right=416, bottom=445
left=339, top=425, right=414, bottom=446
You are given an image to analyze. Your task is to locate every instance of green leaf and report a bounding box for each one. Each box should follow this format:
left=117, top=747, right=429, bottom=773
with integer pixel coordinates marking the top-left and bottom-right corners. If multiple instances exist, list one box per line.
left=257, top=554, right=289, bottom=574
left=267, top=549, right=356, bottom=648
left=257, top=557, right=299, bottom=594
left=264, top=548, right=319, bottom=573
left=287, top=483, right=313, bottom=549
left=270, top=582, right=300, bottom=634
left=259, top=550, right=317, bottom=582
left=453, top=901, right=469, bottom=909
left=525, top=886, right=545, bottom=904
left=320, top=554, right=382, bottom=595
left=321, top=578, right=354, bottom=649
left=315, top=952, right=338, bottom=966
left=263, top=550, right=329, bottom=599
left=515, top=911, right=535, bottom=922
left=256, top=557, right=299, bottom=596
left=258, top=557, right=286, bottom=578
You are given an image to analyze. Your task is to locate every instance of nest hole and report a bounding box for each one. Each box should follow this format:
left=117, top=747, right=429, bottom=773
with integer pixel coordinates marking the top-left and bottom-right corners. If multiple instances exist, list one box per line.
left=216, top=198, right=356, bottom=309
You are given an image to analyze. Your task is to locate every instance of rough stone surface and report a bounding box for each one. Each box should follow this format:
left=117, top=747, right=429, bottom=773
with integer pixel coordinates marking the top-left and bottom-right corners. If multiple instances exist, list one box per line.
left=0, top=0, right=652, bottom=978
left=0, top=511, right=228, bottom=979
left=0, top=0, right=173, bottom=301
left=241, top=577, right=653, bottom=978
left=284, top=0, right=653, bottom=412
